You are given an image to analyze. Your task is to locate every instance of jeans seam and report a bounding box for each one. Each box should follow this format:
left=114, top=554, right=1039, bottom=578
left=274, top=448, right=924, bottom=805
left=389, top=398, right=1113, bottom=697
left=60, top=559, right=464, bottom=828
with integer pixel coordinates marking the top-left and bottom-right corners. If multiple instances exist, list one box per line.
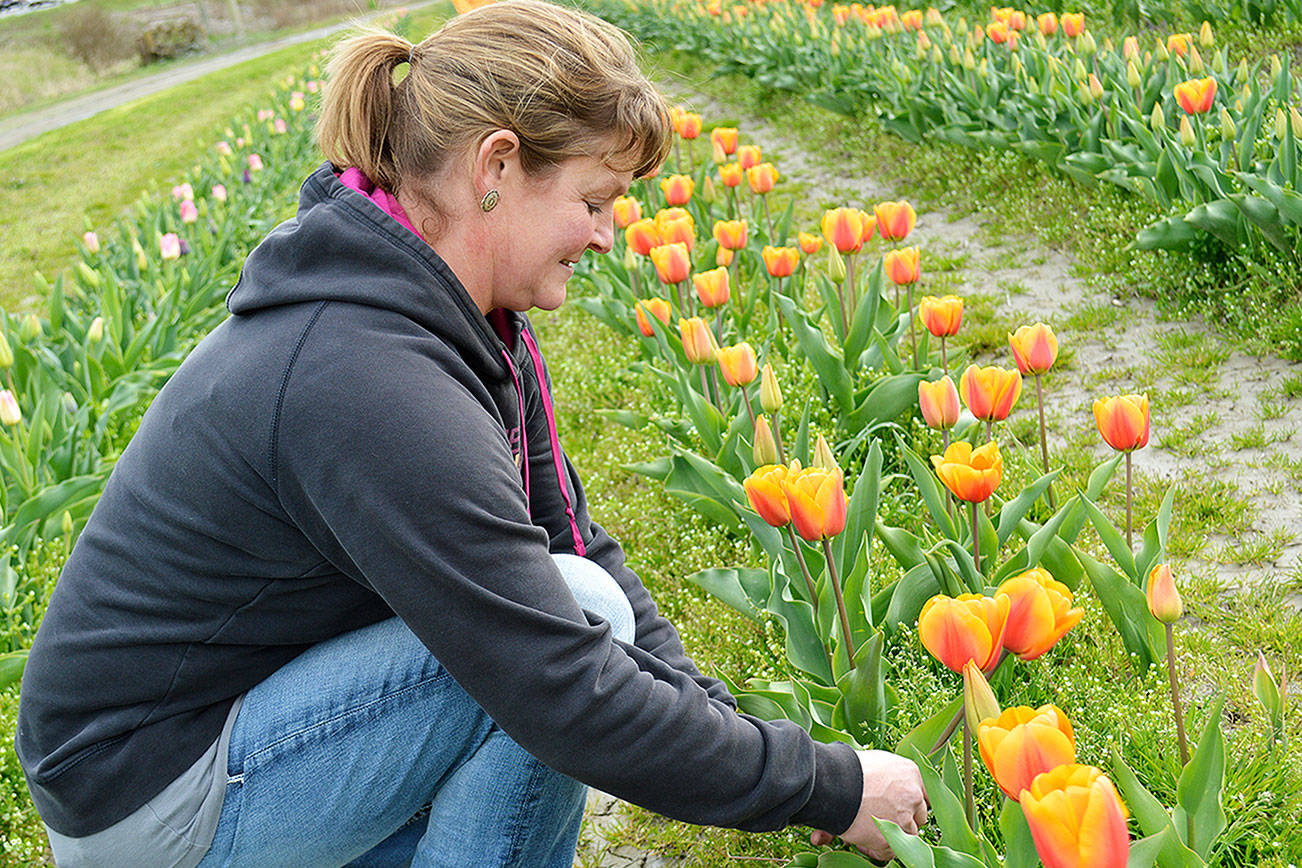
left=502, top=760, right=547, bottom=866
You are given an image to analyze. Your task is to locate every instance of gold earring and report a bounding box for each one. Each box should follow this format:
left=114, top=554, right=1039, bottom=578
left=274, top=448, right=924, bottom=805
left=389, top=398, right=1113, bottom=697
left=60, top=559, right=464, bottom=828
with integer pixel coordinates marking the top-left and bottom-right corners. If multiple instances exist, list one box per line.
left=480, top=190, right=499, bottom=212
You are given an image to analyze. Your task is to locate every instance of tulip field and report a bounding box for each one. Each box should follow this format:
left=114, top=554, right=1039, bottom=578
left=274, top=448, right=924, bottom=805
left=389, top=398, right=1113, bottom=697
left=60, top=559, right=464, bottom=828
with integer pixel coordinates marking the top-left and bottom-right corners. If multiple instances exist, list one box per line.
left=2, top=2, right=1301, bottom=867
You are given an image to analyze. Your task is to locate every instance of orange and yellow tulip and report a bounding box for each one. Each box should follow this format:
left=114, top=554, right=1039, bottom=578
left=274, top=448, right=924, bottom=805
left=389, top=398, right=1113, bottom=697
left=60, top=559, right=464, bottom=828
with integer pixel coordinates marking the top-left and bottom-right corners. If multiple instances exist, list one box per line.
left=677, top=111, right=703, bottom=139
left=884, top=246, right=921, bottom=285
left=713, top=219, right=749, bottom=250
left=977, top=705, right=1077, bottom=800
left=919, top=295, right=963, bottom=337
left=1037, top=12, right=1057, bottom=35
left=693, top=267, right=730, bottom=308
left=719, top=162, right=744, bottom=188
left=1146, top=563, right=1182, bottom=623
left=901, top=8, right=922, bottom=29
left=988, top=20, right=1010, bottom=43
left=1061, top=12, right=1084, bottom=36
left=1174, top=77, right=1216, bottom=114
left=716, top=247, right=734, bottom=267
left=996, top=567, right=1084, bottom=660
left=782, top=466, right=848, bottom=542
left=746, top=162, right=779, bottom=195
left=918, top=377, right=960, bottom=429
left=659, top=217, right=695, bottom=251
left=744, top=464, right=791, bottom=527
left=960, top=364, right=1022, bottom=422
left=1167, top=32, right=1190, bottom=57
left=635, top=297, right=671, bottom=337
left=821, top=207, right=869, bottom=254
left=625, top=219, right=661, bottom=256
left=710, top=126, right=739, bottom=155
left=1093, top=393, right=1149, bottom=452
left=1022, top=765, right=1130, bottom=868
left=1009, top=323, right=1059, bottom=375
left=762, top=246, right=800, bottom=278
left=874, top=200, right=916, bottom=241
left=649, top=243, right=691, bottom=285
left=680, top=316, right=718, bottom=364
left=737, top=144, right=762, bottom=170
left=918, top=593, right=1010, bottom=673
left=659, top=174, right=695, bottom=206
left=654, top=207, right=695, bottom=234
left=718, top=342, right=758, bottom=386
left=931, top=441, right=1002, bottom=503
left=613, top=196, right=642, bottom=229
left=798, top=232, right=824, bottom=255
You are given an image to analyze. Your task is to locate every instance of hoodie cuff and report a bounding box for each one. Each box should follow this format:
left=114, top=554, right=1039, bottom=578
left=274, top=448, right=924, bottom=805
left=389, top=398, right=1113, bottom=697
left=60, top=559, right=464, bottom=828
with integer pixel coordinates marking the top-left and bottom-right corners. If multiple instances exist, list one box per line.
left=788, top=740, right=863, bottom=834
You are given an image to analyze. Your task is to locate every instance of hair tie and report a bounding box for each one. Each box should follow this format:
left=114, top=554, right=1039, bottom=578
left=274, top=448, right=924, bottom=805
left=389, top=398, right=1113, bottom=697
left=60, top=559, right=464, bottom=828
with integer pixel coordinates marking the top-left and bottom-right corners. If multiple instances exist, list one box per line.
left=408, top=44, right=416, bottom=65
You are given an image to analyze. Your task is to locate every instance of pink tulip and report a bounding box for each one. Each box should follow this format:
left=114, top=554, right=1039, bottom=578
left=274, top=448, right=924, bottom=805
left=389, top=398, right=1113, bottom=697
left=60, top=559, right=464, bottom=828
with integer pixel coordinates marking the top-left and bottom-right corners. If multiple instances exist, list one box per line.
left=160, top=233, right=181, bottom=261
left=180, top=200, right=198, bottom=224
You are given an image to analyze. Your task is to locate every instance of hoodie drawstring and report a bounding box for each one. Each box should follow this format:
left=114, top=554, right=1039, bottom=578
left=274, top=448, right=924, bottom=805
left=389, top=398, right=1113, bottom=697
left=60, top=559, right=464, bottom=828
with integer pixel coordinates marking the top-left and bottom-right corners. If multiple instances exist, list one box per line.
left=520, top=330, right=586, bottom=557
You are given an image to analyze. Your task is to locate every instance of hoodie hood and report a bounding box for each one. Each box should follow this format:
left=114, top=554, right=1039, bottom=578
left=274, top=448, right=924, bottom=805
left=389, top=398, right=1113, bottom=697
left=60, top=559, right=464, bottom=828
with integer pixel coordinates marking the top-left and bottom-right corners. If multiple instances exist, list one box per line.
left=227, top=162, right=511, bottom=382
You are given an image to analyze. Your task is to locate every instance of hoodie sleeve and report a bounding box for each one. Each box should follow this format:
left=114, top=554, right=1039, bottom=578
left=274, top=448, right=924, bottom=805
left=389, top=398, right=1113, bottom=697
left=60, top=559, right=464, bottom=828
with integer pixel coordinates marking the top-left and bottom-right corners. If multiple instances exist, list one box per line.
left=517, top=328, right=737, bottom=710
left=272, top=321, right=863, bottom=835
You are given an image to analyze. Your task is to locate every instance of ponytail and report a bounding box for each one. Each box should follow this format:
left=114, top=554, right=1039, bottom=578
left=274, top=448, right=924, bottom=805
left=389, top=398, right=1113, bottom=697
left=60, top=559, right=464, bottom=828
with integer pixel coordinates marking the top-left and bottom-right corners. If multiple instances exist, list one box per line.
left=317, top=30, right=411, bottom=192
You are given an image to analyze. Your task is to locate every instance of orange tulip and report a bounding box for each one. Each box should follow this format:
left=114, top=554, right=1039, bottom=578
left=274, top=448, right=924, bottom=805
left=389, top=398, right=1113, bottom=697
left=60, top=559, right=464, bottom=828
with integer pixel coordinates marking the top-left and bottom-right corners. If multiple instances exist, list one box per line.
left=693, top=267, right=730, bottom=308
left=677, top=111, right=703, bottom=139
left=918, top=377, right=960, bottom=429
left=762, top=246, right=800, bottom=278
left=713, top=219, right=749, bottom=250
left=1122, top=35, right=1139, bottom=59
left=635, top=297, right=671, bottom=337
left=883, top=246, right=921, bottom=285
left=782, top=466, right=848, bottom=542
left=654, top=207, right=694, bottom=233
left=668, top=105, right=686, bottom=133
left=1022, top=765, right=1130, bottom=868
left=613, top=196, right=642, bottom=229
left=821, top=207, right=868, bottom=254
left=1007, top=9, right=1026, bottom=29
left=1037, top=11, right=1057, bottom=35
left=659, top=217, right=695, bottom=251
left=874, top=200, right=917, bottom=241
left=919, top=295, right=963, bottom=337
left=960, top=364, right=1022, bottom=422
left=717, top=342, right=758, bottom=386
left=1060, top=12, right=1083, bottom=36
left=710, top=126, right=739, bottom=155
left=1093, top=394, right=1149, bottom=452
left=719, top=162, right=744, bottom=188
left=901, top=8, right=922, bottom=29
left=931, top=441, right=1002, bottom=503
left=680, top=316, right=719, bottom=364
left=918, top=593, right=1010, bottom=673
left=859, top=210, right=877, bottom=244
left=625, top=218, right=661, bottom=256
left=1146, top=563, right=1183, bottom=623
left=716, top=247, right=734, bottom=267
left=798, top=231, right=824, bottom=255
left=1174, top=77, right=1216, bottom=114
left=649, top=243, right=691, bottom=285
left=1167, top=32, right=1190, bottom=57
left=744, top=464, right=791, bottom=527
left=996, top=567, right=1084, bottom=660
left=977, top=705, right=1077, bottom=800
left=659, top=174, right=695, bottom=206
left=1009, top=323, right=1059, bottom=375
left=746, top=162, right=779, bottom=195
left=988, top=20, right=1009, bottom=43
left=737, top=144, right=762, bottom=170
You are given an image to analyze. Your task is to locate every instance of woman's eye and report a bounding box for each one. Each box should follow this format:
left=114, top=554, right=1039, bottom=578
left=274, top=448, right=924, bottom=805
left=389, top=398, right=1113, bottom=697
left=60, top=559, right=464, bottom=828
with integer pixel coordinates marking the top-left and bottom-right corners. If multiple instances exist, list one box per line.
left=586, top=201, right=604, bottom=216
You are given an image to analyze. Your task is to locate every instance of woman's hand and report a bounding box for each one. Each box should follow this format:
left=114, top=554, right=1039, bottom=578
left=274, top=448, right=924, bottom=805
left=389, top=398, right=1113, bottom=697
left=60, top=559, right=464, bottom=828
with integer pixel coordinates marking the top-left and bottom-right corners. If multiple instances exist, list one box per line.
left=809, top=750, right=929, bottom=862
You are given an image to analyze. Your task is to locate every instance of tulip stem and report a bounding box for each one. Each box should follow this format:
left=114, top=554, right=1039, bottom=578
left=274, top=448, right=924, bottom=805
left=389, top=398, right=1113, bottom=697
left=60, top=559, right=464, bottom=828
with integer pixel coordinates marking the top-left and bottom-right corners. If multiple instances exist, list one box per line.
left=842, top=255, right=856, bottom=339
left=1165, top=622, right=1191, bottom=767
left=762, top=194, right=774, bottom=243
left=1035, top=373, right=1055, bottom=509
left=785, top=527, right=825, bottom=641
left=928, top=705, right=964, bottom=755
left=1125, top=451, right=1134, bottom=550
left=971, top=501, right=981, bottom=576
left=773, top=411, right=787, bottom=464
left=631, top=266, right=642, bottom=300
left=963, top=716, right=976, bottom=829
left=821, top=537, right=856, bottom=669
left=940, top=335, right=948, bottom=372
left=741, top=387, right=759, bottom=443
left=906, top=283, right=918, bottom=370
left=984, top=420, right=993, bottom=444
left=714, top=309, right=725, bottom=346
left=708, top=367, right=723, bottom=413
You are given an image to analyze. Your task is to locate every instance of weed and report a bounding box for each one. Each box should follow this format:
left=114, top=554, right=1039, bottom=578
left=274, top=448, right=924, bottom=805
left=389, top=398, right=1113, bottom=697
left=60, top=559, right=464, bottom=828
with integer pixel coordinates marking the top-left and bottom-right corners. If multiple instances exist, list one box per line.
left=1215, top=529, right=1293, bottom=566
left=1063, top=301, right=1123, bottom=333
left=1160, top=411, right=1220, bottom=458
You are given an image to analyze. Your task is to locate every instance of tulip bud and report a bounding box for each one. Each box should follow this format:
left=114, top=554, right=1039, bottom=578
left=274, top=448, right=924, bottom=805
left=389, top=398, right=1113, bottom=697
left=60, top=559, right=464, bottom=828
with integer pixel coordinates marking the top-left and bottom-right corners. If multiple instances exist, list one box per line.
left=1291, top=107, right=1302, bottom=139
left=133, top=237, right=148, bottom=270
left=701, top=176, right=717, bottom=205
left=1199, top=19, right=1213, bottom=47
left=1122, top=35, right=1139, bottom=61
left=1146, top=564, right=1183, bottom=623
left=61, top=510, right=74, bottom=538
left=827, top=247, right=847, bottom=282
left=1102, top=37, right=1114, bottom=53
left=1072, top=58, right=1087, bottom=80
left=963, top=47, right=975, bottom=69
left=19, top=315, right=41, bottom=342
left=711, top=140, right=727, bottom=164
left=1155, top=40, right=1169, bottom=62
left=1089, top=74, right=1104, bottom=101
left=753, top=415, right=780, bottom=466
left=1080, top=30, right=1096, bottom=54
left=1126, top=61, right=1141, bottom=89
left=1189, top=45, right=1203, bottom=74
left=1271, top=54, right=1282, bottom=79
left=760, top=364, right=783, bottom=413
left=87, top=316, right=104, bottom=344
left=0, top=390, right=20, bottom=427
left=963, top=661, right=1002, bottom=734
left=680, top=316, right=718, bottom=364
left=1254, top=652, right=1281, bottom=712
left=77, top=261, right=100, bottom=288
left=82, top=231, right=100, bottom=253
left=1180, top=116, right=1196, bottom=147
left=1077, top=82, right=1094, bottom=105
left=949, top=44, right=962, bottom=65
left=1220, top=108, right=1236, bottom=140
left=978, top=58, right=988, bottom=79
left=812, top=433, right=837, bottom=471
left=61, top=391, right=76, bottom=416
left=1235, top=59, right=1248, bottom=85
left=623, top=245, right=638, bottom=271
left=0, top=333, right=11, bottom=370
left=1277, top=108, right=1288, bottom=140
left=931, top=45, right=944, bottom=64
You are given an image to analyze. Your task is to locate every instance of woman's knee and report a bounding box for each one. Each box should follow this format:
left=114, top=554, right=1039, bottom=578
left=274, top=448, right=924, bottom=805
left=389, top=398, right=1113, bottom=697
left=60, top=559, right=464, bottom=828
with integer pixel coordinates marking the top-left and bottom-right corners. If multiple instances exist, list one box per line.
left=550, top=554, right=635, bottom=644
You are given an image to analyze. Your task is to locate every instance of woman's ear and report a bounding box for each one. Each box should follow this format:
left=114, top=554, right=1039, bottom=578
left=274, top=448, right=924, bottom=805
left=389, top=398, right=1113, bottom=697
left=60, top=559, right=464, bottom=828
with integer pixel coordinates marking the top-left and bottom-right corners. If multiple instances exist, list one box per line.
left=474, top=129, right=521, bottom=197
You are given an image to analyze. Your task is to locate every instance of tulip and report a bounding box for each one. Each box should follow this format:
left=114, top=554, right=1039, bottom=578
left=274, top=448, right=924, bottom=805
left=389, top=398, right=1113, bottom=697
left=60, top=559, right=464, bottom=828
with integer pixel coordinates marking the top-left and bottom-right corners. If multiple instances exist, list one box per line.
left=625, top=219, right=661, bottom=256
left=874, top=200, right=916, bottom=241
left=215, top=140, right=233, bottom=156
left=996, top=567, right=1084, bottom=660
left=19, top=315, right=41, bottom=342
left=883, top=246, right=921, bottom=285
left=180, top=200, right=199, bottom=224
left=0, top=334, right=11, bottom=369
left=901, top=9, right=922, bottom=29
left=978, top=705, right=1077, bottom=800
left=248, top=154, right=264, bottom=172
left=710, top=126, right=739, bottom=155
left=753, top=415, right=780, bottom=465
left=212, top=184, right=228, bottom=203
left=677, top=112, right=702, bottom=139
left=746, top=162, right=779, bottom=195
left=635, top=298, right=671, bottom=337
left=680, top=316, right=718, bottom=364
left=1037, top=12, right=1057, bottom=35
left=613, top=196, right=642, bottom=228
left=918, top=593, right=1010, bottom=673
left=655, top=206, right=694, bottom=234
left=737, top=144, right=762, bottom=169
left=290, top=95, right=306, bottom=112
left=987, top=21, right=1009, bottom=44
left=1022, top=765, right=1130, bottom=868
left=659, top=216, right=695, bottom=251
left=1122, top=35, right=1139, bottom=60
left=811, top=433, right=837, bottom=473
left=649, top=243, right=691, bottom=286
left=86, top=316, right=104, bottom=344
left=693, top=267, right=730, bottom=308
left=931, top=441, right=1002, bottom=504
left=744, top=463, right=791, bottom=527
left=1093, top=394, right=1149, bottom=452
left=171, top=182, right=193, bottom=201
left=918, top=377, right=960, bottom=430
left=797, top=232, right=823, bottom=255
left=1060, top=12, right=1083, bottom=37
left=821, top=207, right=869, bottom=254
left=273, top=118, right=287, bottom=134
left=82, top=231, right=100, bottom=254
left=1146, top=563, right=1182, bottom=624
left=701, top=177, right=717, bottom=205
left=919, top=295, right=963, bottom=337
left=1009, top=323, right=1058, bottom=374
left=1174, top=77, right=1216, bottom=114
left=132, top=237, right=148, bottom=270
left=783, top=465, right=848, bottom=544
left=1168, top=33, right=1190, bottom=57
left=760, top=364, right=783, bottom=413
left=719, top=162, right=744, bottom=188
left=716, top=247, right=734, bottom=267
left=960, top=365, right=1022, bottom=434
left=0, top=390, right=20, bottom=427
left=1254, top=652, right=1285, bottom=747
left=713, top=219, right=748, bottom=250
left=717, top=342, right=758, bottom=387
left=963, top=661, right=1002, bottom=734
left=762, top=246, right=799, bottom=278
left=159, top=233, right=181, bottom=261
left=660, top=174, right=695, bottom=206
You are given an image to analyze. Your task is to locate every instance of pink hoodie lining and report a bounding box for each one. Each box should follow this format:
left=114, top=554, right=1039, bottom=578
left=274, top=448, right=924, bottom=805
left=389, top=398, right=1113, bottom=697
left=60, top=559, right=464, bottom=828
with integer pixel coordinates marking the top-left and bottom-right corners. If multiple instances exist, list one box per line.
left=338, top=167, right=420, bottom=238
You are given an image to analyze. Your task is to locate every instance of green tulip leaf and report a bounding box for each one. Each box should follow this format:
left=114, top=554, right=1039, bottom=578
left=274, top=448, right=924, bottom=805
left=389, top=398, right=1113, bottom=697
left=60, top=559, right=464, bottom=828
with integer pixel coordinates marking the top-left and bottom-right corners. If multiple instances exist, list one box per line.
left=1128, top=829, right=1176, bottom=868
left=686, top=568, right=768, bottom=621
left=874, top=820, right=986, bottom=868
left=897, top=439, right=958, bottom=540
left=815, top=852, right=877, bottom=867
left=776, top=295, right=854, bottom=411
left=838, top=441, right=882, bottom=581
left=902, top=746, right=979, bottom=856
left=995, top=467, right=1060, bottom=548
left=999, top=798, right=1039, bottom=868
left=1111, top=747, right=1207, bottom=868
left=0, top=651, right=27, bottom=690
left=897, top=694, right=963, bottom=756
left=884, top=563, right=943, bottom=633
left=1135, top=485, right=1176, bottom=586
left=1079, top=551, right=1156, bottom=670
left=1174, top=696, right=1227, bottom=859
left=1080, top=495, right=1138, bottom=581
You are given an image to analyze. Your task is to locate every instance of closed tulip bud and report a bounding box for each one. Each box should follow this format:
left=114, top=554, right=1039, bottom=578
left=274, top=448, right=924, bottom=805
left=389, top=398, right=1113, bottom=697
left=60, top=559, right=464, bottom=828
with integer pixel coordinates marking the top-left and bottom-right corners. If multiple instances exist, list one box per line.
left=1292, top=107, right=1302, bottom=139
left=978, top=59, right=988, bottom=79
left=1093, top=393, right=1149, bottom=451
left=1151, top=102, right=1166, bottom=131
left=711, top=140, right=727, bottom=165
left=812, top=433, right=837, bottom=472
left=875, top=200, right=917, bottom=241
left=133, top=237, right=148, bottom=270
left=1079, top=30, right=1096, bottom=54
left=737, top=144, right=762, bottom=170
left=978, top=705, right=1077, bottom=800
left=918, top=593, right=1010, bottom=672
left=760, top=364, right=783, bottom=413
left=782, top=465, right=847, bottom=541
left=635, top=298, right=671, bottom=337
left=1146, top=563, right=1182, bottom=623
left=827, top=247, right=847, bottom=282
left=960, top=364, right=1022, bottom=422
left=753, top=415, right=780, bottom=466
left=1277, top=108, right=1289, bottom=140
left=19, top=315, right=41, bottom=341
left=1254, top=652, right=1282, bottom=717
left=1199, top=19, right=1213, bottom=46
left=1235, top=59, right=1248, bottom=84
left=77, top=261, right=100, bottom=288
left=180, top=200, right=199, bottom=224
left=918, top=377, right=960, bottom=429
left=746, top=162, right=779, bottom=195
left=997, top=567, right=1084, bottom=659
left=963, top=47, right=975, bottom=69
left=680, top=316, right=718, bottom=363
left=744, top=463, right=791, bottom=527
left=1008, top=323, right=1058, bottom=374
left=649, top=243, right=691, bottom=285
left=1221, top=108, right=1236, bottom=139
left=1078, top=82, right=1094, bottom=106
left=719, top=162, right=744, bottom=188
left=0, top=390, right=20, bottom=426
left=713, top=219, right=749, bottom=250
left=701, top=176, right=717, bottom=205
left=883, top=246, right=921, bottom=285
left=1089, top=73, right=1104, bottom=100
left=798, top=232, right=823, bottom=255
left=1272, top=53, right=1283, bottom=78
left=212, top=184, right=228, bottom=203
left=950, top=44, right=962, bottom=64
left=248, top=153, right=263, bottom=172
left=693, top=267, right=730, bottom=308
left=160, top=233, right=181, bottom=261
left=762, top=246, right=800, bottom=278
left=613, top=196, right=642, bottom=229
left=1122, top=35, right=1139, bottom=61
left=1180, top=116, right=1196, bottom=147
left=1127, top=61, right=1142, bottom=89
left=931, top=440, right=1002, bottom=502
left=1022, top=766, right=1130, bottom=868
left=61, top=510, right=73, bottom=538
left=716, top=246, right=734, bottom=267
left=1154, top=40, right=1169, bottom=62
left=1189, top=45, right=1204, bottom=73
left=963, top=661, right=1002, bottom=735
left=82, top=231, right=100, bottom=253
left=0, top=333, right=12, bottom=369
left=86, top=316, right=104, bottom=344
left=718, top=342, right=758, bottom=387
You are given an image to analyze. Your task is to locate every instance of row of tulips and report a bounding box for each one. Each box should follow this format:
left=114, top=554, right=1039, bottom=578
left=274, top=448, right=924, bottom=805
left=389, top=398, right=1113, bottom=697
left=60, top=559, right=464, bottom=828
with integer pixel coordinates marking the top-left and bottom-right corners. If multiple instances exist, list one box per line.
left=594, top=0, right=1302, bottom=264
left=567, top=99, right=1290, bottom=866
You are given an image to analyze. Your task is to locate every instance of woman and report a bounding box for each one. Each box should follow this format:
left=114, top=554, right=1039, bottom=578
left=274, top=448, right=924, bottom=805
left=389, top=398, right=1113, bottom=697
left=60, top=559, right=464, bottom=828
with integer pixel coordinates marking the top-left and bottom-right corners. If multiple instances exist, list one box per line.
left=16, top=3, right=927, bottom=866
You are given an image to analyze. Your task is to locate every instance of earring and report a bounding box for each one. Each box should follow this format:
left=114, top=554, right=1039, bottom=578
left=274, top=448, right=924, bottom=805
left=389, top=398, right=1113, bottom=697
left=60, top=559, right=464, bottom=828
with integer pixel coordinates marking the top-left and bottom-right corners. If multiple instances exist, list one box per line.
left=480, top=190, right=500, bottom=212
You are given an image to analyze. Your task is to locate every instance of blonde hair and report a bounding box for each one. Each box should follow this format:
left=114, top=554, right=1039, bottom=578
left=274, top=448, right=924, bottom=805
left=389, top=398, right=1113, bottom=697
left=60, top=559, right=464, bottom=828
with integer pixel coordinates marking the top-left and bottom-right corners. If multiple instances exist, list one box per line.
left=317, top=0, right=670, bottom=201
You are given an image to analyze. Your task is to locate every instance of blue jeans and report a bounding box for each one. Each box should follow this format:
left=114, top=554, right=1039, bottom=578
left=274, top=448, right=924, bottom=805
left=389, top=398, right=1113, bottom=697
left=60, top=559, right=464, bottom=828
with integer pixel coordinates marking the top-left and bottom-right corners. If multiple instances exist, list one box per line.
left=197, top=554, right=635, bottom=868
